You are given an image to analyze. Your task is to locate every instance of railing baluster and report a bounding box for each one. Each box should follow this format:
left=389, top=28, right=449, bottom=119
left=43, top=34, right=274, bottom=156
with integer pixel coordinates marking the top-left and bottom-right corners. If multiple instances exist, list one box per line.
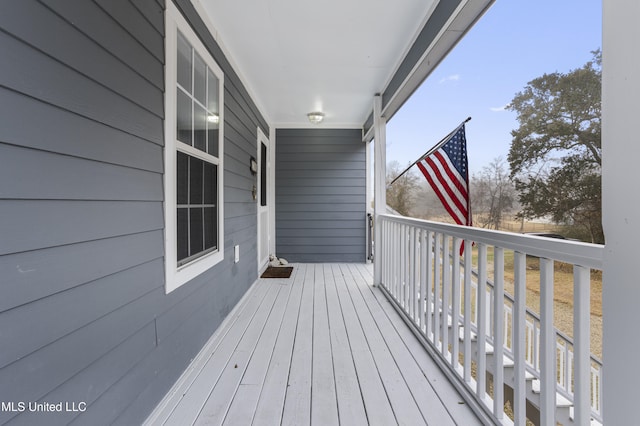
left=463, top=238, right=472, bottom=383
left=409, top=226, right=416, bottom=321
left=477, top=243, right=488, bottom=400
left=413, top=228, right=422, bottom=324
left=451, top=237, right=461, bottom=368
left=513, top=251, right=527, bottom=426
left=420, top=229, right=427, bottom=333
left=493, top=246, right=504, bottom=419
left=401, top=224, right=406, bottom=308
left=574, top=265, right=590, bottom=425
left=393, top=223, right=402, bottom=304
left=442, top=236, right=451, bottom=358
left=426, top=231, right=434, bottom=341
left=383, top=219, right=389, bottom=287
left=540, top=258, right=555, bottom=426
left=388, top=222, right=396, bottom=298
left=380, top=219, right=384, bottom=285
left=405, top=225, right=410, bottom=310
left=381, top=219, right=386, bottom=286
left=434, top=233, right=442, bottom=350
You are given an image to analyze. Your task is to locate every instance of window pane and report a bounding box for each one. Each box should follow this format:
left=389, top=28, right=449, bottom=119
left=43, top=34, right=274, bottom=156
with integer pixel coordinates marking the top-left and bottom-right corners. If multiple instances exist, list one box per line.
left=204, top=207, right=217, bottom=250
left=189, top=208, right=204, bottom=255
left=207, top=69, right=219, bottom=113
left=177, top=90, right=192, bottom=145
left=260, top=142, right=267, bottom=206
left=177, top=151, right=189, bottom=205
left=204, top=163, right=217, bottom=205
left=177, top=208, right=189, bottom=262
left=194, top=103, right=207, bottom=152
left=189, top=156, right=203, bottom=204
left=177, top=32, right=192, bottom=93
left=207, top=123, right=218, bottom=157
left=194, top=52, right=206, bottom=105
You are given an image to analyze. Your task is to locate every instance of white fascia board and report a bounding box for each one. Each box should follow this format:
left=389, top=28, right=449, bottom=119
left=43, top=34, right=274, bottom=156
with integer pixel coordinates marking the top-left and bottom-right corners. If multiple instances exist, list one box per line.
left=381, top=0, right=495, bottom=120
left=363, top=125, right=375, bottom=142
left=376, top=0, right=442, bottom=101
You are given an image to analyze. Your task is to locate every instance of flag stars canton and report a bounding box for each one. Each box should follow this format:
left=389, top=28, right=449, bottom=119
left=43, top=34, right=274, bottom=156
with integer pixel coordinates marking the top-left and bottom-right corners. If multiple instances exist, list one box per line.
left=441, top=128, right=468, bottom=178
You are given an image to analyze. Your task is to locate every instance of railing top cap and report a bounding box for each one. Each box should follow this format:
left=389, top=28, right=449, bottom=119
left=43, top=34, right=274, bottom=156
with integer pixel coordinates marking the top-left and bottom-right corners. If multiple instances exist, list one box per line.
left=380, top=214, right=603, bottom=269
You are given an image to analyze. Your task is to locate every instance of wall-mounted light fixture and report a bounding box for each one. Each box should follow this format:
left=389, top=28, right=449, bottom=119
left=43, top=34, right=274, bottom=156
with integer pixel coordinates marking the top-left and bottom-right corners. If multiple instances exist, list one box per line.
left=249, top=156, right=258, bottom=175
left=307, top=112, right=324, bottom=124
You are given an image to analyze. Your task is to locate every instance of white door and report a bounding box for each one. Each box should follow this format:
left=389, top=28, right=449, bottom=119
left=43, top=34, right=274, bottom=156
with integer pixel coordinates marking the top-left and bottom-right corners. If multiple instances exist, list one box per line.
left=257, top=128, right=270, bottom=271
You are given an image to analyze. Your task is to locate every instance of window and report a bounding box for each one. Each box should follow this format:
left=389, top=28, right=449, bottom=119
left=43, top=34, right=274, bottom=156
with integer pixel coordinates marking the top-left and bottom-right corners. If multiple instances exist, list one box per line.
left=260, top=142, right=267, bottom=207
left=165, top=3, right=224, bottom=292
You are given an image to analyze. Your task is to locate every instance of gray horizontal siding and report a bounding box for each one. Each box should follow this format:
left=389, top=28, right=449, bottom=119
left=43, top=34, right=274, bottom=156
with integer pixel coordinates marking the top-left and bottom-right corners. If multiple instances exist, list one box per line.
left=0, top=86, right=163, bottom=173
left=0, top=259, right=164, bottom=369
left=0, top=231, right=164, bottom=313
left=0, top=144, right=163, bottom=201
left=8, top=323, right=157, bottom=426
left=0, top=201, right=164, bottom=255
left=0, top=0, right=268, bottom=424
left=0, top=1, right=163, bottom=116
left=40, top=0, right=165, bottom=88
left=276, top=129, right=366, bottom=263
left=0, top=29, right=162, bottom=145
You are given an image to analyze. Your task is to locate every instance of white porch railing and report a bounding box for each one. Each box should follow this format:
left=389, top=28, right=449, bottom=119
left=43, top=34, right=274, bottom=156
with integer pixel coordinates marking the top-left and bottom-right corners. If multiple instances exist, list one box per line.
left=378, top=214, right=604, bottom=425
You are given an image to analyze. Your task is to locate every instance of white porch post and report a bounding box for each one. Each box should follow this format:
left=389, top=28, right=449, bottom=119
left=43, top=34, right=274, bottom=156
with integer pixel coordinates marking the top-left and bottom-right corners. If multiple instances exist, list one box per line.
left=602, top=1, right=640, bottom=423
left=373, top=95, right=386, bottom=286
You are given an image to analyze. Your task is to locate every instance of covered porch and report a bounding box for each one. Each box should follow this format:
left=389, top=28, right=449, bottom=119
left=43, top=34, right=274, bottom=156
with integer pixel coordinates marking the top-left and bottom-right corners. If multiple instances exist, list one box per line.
left=2, top=0, right=638, bottom=424
left=145, top=263, right=483, bottom=425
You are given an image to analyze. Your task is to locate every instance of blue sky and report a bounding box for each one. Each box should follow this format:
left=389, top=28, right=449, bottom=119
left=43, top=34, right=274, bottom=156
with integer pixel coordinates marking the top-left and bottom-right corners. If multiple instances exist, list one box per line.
left=386, top=0, right=602, bottom=176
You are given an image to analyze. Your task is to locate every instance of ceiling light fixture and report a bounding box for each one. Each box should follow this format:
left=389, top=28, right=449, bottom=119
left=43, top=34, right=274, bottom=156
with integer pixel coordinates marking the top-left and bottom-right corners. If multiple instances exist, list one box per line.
left=307, top=112, right=324, bottom=124
left=207, top=114, right=220, bottom=124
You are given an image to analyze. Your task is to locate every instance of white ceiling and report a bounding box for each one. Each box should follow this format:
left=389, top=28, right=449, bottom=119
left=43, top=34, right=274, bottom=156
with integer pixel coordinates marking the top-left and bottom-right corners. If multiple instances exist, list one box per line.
left=197, top=0, right=438, bottom=128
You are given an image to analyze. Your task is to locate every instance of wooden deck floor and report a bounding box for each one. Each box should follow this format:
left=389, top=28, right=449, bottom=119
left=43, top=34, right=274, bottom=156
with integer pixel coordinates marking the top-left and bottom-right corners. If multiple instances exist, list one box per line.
left=146, top=263, right=481, bottom=426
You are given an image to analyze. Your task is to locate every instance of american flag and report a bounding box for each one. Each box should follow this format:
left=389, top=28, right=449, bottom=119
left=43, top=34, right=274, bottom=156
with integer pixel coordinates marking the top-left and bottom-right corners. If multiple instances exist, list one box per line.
left=416, top=125, right=472, bottom=227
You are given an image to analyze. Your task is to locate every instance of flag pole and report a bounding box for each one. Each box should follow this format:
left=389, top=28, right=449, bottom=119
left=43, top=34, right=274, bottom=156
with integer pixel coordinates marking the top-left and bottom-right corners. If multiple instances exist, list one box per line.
left=388, top=116, right=471, bottom=187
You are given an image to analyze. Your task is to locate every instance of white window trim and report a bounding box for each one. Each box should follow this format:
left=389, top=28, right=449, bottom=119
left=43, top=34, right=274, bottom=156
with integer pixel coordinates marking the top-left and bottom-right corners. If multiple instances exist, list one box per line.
left=164, top=1, right=225, bottom=293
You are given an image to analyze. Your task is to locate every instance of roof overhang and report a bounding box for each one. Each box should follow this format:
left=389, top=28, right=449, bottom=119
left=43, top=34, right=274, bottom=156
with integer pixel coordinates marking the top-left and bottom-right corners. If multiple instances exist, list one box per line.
left=193, top=0, right=494, bottom=129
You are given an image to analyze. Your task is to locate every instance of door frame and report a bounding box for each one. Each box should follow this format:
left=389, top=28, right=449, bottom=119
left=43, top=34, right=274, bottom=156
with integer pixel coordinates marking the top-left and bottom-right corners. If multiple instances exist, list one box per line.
left=257, top=127, right=272, bottom=272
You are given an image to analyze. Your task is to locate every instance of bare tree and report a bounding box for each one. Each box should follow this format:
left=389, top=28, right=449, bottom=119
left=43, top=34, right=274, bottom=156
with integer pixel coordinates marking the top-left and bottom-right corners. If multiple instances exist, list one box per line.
left=386, top=161, right=420, bottom=216
left=471, top=157, right=516, bottom=229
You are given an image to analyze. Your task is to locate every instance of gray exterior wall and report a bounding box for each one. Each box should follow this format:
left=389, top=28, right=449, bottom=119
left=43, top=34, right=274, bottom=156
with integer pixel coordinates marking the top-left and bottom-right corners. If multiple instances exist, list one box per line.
left=0, top=0, right=266, bottom=424
left=275, top=129, right=366, bottom=263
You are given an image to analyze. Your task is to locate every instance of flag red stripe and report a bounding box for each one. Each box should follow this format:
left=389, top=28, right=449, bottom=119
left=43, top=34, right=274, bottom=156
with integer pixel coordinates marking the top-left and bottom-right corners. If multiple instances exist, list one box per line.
left=417, top=161, right=466, bottom=224
left=432, top=151, right=468, bottom=199
left=421, top=154, right=468, bottom=219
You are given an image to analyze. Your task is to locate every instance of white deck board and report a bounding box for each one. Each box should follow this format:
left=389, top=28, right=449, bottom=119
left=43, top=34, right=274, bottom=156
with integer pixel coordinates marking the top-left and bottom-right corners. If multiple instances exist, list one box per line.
left=280, top=264, right=314, bottom=426
left=340, top=264, right=428, bottom=426
left=252, top=264, right=306, bottom=425
left=310, top=265, right=340, bottom=426
left=350, top=263, right=482, bottom=426
left=345, top=263, right=456, bottom=426
left=160, top=280, right=275, bottom=426
left=324, top=264, right=369, bottom=426
left=332, top=265, right=398, bottom=426
left=194, top=285, right=283, bottom=426
left=149, top=263, right=481, bottom=426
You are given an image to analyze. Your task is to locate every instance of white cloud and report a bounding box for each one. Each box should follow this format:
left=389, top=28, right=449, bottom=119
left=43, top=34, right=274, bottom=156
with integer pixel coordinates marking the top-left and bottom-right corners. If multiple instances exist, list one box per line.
left=439, top=74, right=460, bottom=84
left=490, top=104, right=508, bottom=112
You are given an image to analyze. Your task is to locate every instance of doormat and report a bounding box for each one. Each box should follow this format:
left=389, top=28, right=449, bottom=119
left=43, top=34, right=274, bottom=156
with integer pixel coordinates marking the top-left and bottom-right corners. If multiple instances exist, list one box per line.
left=261, top=266, right=294, bottom=279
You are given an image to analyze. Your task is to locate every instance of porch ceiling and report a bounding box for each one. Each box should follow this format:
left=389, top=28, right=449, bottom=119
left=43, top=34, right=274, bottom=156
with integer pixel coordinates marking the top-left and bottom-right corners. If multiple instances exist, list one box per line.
left=195, top=0, right=474, bottom=128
